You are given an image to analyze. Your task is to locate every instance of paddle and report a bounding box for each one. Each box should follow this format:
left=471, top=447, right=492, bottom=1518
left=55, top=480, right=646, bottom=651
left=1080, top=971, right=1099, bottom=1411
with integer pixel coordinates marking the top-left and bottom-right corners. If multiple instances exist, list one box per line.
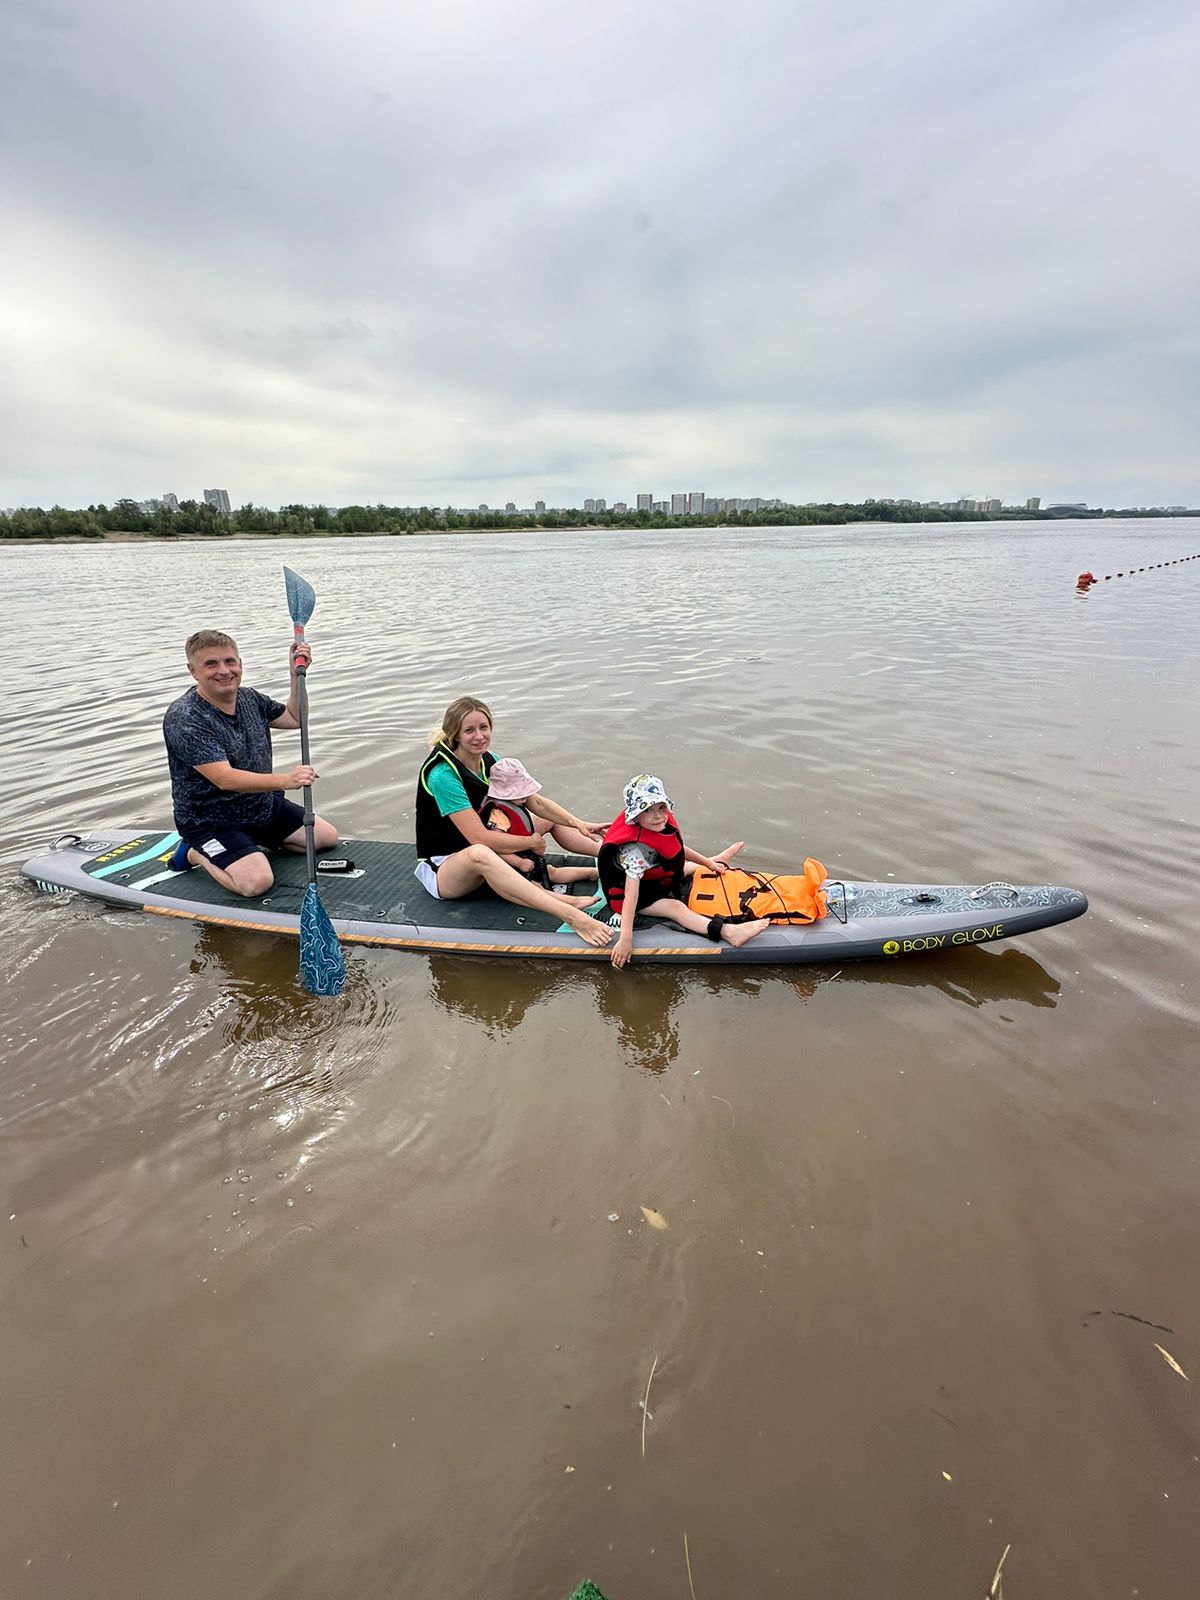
left=282, top=565, right=346, bottom=996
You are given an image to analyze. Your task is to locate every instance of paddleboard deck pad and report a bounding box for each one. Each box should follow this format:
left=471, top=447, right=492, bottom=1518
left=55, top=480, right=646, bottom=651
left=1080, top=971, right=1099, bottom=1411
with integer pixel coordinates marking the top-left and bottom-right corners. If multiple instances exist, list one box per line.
left=21, top=830, right=1088, bottom=965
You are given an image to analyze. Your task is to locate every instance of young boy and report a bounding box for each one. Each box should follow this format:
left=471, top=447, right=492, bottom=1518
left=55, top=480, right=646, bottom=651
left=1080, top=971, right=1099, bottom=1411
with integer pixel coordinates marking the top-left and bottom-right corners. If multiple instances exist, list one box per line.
left=597, top=775, right=769, bottom=968
left=482, top=758, right=599, bottom=890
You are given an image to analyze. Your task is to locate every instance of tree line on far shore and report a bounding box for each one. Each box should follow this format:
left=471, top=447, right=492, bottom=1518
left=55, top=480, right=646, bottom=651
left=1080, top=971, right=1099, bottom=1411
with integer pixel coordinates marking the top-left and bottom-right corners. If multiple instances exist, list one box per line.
left=0, top=497, right=1180, bottom=540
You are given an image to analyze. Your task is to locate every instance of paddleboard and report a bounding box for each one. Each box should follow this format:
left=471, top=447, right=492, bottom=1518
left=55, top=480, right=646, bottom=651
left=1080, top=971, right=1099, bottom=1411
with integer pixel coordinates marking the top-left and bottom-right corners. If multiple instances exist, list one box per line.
left=21, top=830, right=1088, bottom=966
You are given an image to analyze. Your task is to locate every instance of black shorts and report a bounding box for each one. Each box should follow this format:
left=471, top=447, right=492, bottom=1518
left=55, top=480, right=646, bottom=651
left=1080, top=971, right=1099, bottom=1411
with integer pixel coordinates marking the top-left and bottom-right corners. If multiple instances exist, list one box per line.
left=634, top=879, right=678, bottom=911
left=180, top=796, right=306, bottom=873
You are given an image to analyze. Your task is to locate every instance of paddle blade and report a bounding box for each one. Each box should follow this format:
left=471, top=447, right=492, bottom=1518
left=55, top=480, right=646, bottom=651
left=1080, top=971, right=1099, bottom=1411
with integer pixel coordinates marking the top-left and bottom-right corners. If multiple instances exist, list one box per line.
left=299, top=883, right=345, bottom=995
left=283, top=566, right=316, bottom=626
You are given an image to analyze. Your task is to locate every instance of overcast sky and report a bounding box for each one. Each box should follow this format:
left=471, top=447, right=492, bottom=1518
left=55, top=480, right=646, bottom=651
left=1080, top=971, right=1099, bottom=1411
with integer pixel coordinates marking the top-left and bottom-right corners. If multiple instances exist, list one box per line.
left=2, top=0, right=1196, bottom=510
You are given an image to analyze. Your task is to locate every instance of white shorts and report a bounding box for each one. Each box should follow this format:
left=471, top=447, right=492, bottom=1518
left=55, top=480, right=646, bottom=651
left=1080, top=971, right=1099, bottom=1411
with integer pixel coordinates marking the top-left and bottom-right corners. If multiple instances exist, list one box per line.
left=414, top=855, right=451, bottom=898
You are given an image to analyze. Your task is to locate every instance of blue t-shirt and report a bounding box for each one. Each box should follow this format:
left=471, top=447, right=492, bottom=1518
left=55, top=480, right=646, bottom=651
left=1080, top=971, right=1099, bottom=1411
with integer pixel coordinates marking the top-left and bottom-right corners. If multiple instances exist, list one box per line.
left=163, top=685, right=286, bottom=833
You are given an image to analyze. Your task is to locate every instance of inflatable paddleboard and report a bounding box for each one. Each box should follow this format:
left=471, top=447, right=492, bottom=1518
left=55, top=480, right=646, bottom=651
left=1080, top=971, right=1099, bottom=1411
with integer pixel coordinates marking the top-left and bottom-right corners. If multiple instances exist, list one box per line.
left=21, top=830, right=1087, bottom=966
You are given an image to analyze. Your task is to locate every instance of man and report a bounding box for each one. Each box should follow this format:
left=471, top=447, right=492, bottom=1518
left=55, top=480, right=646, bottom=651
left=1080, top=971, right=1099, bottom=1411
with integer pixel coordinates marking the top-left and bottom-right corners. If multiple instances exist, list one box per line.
left=162, top=630, right=338, bottom=896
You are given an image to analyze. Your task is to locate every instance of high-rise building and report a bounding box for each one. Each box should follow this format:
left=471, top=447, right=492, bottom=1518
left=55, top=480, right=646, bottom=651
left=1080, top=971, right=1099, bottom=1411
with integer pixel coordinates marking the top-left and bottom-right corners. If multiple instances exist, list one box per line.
left=1025, top=496, right=1041, bottom=511
left=161, top=493, right=179, bottom=511
left=670, top=493, right=687, bottom=516
left=505, top=501, right=516, bottom=513
left=584, top=498, right=596, bottom=513
left=613, top=502, right=627, bottom=514
left=203, top=488, right=232, bottom=515
left=535, top=500, right=546, bottom=513
left=688, top=491, right=704, bottom=514
left=636, top=493, right=653, bottom=512
left=653, top=501, right=668, bottom=515
left=595, top=498, right=606, bottom=512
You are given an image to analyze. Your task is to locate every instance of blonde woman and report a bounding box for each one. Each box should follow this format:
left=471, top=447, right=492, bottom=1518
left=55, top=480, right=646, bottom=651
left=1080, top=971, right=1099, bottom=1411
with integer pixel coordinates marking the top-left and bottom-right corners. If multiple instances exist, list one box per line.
left=413, top=697, right=612, bottom=949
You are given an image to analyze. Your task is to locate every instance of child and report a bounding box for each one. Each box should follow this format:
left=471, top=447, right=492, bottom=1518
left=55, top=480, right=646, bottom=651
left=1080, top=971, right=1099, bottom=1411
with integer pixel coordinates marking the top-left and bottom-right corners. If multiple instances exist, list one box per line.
left=482, top=758, right=599, bottom=890
left=598, top=774, right=769, bottom=968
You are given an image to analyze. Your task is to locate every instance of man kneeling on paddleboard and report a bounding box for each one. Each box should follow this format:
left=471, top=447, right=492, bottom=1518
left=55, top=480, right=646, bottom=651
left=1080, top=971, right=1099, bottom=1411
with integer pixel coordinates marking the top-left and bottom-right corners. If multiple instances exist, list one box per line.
left=162, top=630, right=338, bottom=897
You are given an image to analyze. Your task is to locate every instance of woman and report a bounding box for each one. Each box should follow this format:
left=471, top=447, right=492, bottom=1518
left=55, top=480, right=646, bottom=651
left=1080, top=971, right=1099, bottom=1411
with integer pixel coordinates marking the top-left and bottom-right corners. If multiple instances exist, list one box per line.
left=414, top=696, right=613, bottom=949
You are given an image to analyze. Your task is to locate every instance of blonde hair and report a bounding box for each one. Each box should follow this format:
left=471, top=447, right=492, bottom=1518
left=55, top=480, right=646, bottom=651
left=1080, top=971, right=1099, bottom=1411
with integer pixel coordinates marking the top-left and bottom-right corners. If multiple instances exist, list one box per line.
left=186, top=629, right=238, bottom=661
left=428, top=695, right=493, bottom=751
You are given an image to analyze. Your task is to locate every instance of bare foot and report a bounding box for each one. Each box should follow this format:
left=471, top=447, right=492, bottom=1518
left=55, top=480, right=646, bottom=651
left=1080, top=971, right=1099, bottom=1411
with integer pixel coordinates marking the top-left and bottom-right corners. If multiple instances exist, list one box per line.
left=721, top=916, right=769, bottom=948
left=557, top=891, right=603, bottom=907
left=563, top=909, right=614, bottom=947
left=713, top=841, right=745, bottom=867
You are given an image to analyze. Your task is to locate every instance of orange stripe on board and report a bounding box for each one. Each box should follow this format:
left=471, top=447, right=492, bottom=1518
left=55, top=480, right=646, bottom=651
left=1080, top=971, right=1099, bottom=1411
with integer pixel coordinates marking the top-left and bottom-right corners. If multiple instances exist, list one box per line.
left=142, top=903, right=719, bottom=957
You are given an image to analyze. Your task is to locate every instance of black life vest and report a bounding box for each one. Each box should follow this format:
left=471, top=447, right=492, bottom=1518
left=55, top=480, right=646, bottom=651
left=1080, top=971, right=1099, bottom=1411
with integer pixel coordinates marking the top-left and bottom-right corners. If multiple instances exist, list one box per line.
left=415, top=744, right=496, bottom=859
left=597, top=811, right=685, bottom=914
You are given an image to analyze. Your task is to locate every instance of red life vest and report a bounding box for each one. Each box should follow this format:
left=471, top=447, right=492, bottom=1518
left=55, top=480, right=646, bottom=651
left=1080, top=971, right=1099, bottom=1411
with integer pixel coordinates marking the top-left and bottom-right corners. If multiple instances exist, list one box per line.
left=482, top=798, right=535, bottom=838
left=598, top=811, right=685, bottom=913
left=482, top=797, right=550, bottom=887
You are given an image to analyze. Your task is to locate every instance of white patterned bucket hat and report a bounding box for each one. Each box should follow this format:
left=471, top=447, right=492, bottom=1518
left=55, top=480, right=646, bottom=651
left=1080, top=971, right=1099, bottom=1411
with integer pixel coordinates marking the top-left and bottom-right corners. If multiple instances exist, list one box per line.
left=623, top=774, right=672, bottom=823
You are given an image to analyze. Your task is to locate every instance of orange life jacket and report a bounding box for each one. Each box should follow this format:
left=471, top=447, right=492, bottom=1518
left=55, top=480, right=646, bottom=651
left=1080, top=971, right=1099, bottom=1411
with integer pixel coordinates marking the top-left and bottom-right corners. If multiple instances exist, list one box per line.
left=687, top=858, right=829, bottom=924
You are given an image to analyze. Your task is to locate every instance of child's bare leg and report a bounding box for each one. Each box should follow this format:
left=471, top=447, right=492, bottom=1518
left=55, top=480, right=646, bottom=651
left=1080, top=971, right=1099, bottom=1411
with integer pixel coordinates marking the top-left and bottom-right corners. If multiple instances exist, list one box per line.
left=683, top=842, right=745, bottom=879
left=641, top=898, right=770, bottom=948
left=547, top=863, right=598, bottom=885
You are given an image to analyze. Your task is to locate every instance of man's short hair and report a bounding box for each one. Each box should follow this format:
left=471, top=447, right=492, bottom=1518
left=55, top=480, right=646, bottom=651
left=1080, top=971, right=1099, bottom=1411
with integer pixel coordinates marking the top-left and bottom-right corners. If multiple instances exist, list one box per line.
left=185, top=629, right=239, bottom=661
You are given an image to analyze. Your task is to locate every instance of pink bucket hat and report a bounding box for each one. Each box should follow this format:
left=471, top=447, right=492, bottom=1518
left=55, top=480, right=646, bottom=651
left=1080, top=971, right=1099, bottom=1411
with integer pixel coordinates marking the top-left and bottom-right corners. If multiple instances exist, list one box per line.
left=486, top=757, right=542, bottom=802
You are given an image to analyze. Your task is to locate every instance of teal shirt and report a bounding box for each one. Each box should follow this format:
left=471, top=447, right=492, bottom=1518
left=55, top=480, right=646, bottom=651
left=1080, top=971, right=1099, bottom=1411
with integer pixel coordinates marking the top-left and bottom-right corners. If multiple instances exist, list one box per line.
left=425, top=751, right=499, bottom=818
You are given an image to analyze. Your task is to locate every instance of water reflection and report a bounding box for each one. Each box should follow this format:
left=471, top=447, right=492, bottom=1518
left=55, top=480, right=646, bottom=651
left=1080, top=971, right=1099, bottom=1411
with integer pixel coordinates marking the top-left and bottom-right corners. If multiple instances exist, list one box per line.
left=188, top=924, right=392, bottom=1096
left=426, top=943, right=1059, bottom=1069
left=427, top=955, right=688, bottom=1073
left=427, top=955, right=571, bottom=1037
left=591, top=967, right=686, bottom=1074
left=865, top=944, right=1061, bottom=1008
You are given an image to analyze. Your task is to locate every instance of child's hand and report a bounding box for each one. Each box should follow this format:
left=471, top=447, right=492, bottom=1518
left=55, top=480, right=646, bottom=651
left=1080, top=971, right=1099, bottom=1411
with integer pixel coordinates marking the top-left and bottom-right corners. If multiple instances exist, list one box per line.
left=611, top=935, right=634, bottom=969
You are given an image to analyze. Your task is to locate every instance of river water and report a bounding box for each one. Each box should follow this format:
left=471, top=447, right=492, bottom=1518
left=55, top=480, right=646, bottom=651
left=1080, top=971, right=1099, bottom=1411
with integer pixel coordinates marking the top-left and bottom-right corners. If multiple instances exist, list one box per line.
left=2, top=520, right=1198, bottom=1599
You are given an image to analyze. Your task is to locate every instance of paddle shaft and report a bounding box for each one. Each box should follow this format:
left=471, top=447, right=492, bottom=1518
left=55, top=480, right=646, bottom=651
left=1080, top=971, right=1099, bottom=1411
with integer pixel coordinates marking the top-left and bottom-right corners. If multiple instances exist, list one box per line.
left=292, top=623, right=318, bottom=885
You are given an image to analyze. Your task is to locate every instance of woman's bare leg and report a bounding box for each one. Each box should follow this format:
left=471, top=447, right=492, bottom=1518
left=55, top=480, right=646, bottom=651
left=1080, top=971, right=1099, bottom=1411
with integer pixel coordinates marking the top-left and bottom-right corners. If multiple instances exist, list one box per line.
left=434, top=846, right=612, bottom=947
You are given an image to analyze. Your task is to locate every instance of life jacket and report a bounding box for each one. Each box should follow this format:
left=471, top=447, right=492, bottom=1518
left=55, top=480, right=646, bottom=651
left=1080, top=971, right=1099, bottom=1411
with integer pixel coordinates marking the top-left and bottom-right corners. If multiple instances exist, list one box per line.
left=482, top=797, right=551, bottom=888
left=686, top=859, right=829, bottom=924
left=415, top=744, right=496, bottom=859
left=598, top=812, right=685, bottom=914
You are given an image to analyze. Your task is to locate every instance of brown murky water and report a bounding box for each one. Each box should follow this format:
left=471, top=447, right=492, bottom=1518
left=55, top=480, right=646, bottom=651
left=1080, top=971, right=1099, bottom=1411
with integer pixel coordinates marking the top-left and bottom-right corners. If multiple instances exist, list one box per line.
left=2, top=521, right=1199, bottom=1599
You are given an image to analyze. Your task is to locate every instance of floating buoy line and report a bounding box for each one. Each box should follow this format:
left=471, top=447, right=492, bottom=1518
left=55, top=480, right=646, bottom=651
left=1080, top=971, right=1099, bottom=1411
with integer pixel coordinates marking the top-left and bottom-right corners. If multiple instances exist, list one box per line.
left=1077, top=554, right=1200, bottom=589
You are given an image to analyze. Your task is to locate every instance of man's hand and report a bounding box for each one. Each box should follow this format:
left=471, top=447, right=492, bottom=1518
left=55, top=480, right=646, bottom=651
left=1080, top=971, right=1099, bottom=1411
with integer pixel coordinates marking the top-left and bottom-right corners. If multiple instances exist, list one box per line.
left=289, top=643, right=312, bottom=671
left=525, top=832, right=547, bottom=856
left=282, top=764, right=319, bottom=789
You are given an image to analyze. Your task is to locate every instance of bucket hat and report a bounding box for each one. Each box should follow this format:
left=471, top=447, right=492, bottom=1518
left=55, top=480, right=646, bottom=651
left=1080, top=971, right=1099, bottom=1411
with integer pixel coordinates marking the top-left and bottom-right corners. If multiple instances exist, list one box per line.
left=485, top=757, right=542, bottom=802
left=623, top=774, right=672, bottom=823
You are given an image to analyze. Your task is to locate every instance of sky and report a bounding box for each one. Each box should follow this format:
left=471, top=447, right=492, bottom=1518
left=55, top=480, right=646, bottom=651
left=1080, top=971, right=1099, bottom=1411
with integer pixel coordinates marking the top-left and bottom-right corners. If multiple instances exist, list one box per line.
left=2, top=0, right=1197, bottom=511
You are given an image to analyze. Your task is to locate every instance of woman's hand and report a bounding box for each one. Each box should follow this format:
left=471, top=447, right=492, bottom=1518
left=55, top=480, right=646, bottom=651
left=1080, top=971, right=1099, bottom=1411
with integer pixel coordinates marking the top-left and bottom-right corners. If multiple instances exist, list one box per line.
left=611, top=935, right=634, bottom=969
left=576, top=820, right=606, bottom=841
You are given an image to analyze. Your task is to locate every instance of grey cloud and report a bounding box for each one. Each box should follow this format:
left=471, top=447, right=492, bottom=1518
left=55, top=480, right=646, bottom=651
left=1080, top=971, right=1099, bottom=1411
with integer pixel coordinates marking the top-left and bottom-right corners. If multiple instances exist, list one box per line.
left=1, top=0, right=1197, bottom=507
